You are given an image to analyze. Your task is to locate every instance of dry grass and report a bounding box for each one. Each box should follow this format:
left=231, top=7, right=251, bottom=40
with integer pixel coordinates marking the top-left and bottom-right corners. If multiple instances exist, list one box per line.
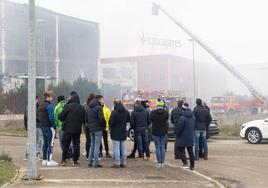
left=0, top=120, right=26, bottom=137
left=216, top=113, right=267, bottom=137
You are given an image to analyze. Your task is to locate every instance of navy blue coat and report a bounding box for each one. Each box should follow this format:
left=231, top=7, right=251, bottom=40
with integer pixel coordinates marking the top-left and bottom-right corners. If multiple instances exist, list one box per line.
left=130, top=105, right=150, bottom=132
left=176, top=109, right=195, bottom=147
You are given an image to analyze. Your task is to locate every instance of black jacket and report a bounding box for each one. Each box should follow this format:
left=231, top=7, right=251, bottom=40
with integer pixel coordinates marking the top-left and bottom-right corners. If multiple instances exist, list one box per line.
left=109, top=104, right=130, bottom=141
left=193, top=105, right=212, bottom=131
left=150, top=107, right=169, bottom=136
left=24, top=103, right=40, bottom=130
left=171, top=107, right=184, bottom=130
left=176, top=109, right=195, bottom=147
left=59, top=94, right=85, bottom=134
left=130, top=105, right=150, bottom=132
left=85, top=99, right=106, bottom=133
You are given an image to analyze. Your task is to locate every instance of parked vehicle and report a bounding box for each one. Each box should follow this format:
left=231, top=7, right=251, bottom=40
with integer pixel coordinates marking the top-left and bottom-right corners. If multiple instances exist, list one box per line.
left=240, top=118, right=268, bottom=144
left=128, top=120, right=219, bottom=141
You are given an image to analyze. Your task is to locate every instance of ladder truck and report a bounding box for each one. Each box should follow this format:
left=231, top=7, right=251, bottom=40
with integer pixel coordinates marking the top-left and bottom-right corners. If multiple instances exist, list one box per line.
left=152, top=3, right=267, bottom=110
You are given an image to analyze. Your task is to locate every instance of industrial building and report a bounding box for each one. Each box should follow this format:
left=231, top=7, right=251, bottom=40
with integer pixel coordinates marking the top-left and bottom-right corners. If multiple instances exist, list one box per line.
left=0, top=0, right=100, bottom=92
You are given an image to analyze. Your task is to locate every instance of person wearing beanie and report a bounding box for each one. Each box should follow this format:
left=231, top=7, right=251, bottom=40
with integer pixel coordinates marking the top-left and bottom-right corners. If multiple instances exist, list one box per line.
left=130, top=98, right=151, bottom=160
left=176, top=102, right=195, bottom=170
left=54, top=95, right=66, bottom=150
left=171, top=99, right=184, bottom=159
left=150, top=99, right=169, bottom=167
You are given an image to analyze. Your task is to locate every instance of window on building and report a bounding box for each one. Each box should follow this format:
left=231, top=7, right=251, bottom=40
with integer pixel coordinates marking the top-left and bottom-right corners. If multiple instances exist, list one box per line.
left=159, top=73, right=165, bottom=81
left=143, top=72, right=151, bottom=81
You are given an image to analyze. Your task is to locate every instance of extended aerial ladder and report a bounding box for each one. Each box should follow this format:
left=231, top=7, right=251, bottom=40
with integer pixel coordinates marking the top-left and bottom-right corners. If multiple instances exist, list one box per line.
left=152, top=3, right=267, bottom=108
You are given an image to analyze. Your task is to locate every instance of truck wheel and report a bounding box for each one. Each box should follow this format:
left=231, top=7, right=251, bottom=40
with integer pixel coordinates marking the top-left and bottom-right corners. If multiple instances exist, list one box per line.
left=246, top=128, right=262, bottom=144
left=128, top=129, right=135, bottom=141
left=250, top=107, right=258, bottom=115
left=227, top=109, right=235, bottom=116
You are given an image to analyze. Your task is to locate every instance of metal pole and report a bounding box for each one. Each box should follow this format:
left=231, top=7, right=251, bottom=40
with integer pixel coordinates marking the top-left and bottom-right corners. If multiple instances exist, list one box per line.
left=1, top=0, right=6, bottom=74
left=26, top=0, right=38, bottom=179
left=55, top=15, right=59, bottom=85
left=192, top=39, right=197, bottom=105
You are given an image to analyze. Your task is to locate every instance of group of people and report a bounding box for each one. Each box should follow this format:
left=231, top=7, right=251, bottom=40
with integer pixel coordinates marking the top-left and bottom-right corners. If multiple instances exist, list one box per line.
left=24, top=90, right=212, bottom=170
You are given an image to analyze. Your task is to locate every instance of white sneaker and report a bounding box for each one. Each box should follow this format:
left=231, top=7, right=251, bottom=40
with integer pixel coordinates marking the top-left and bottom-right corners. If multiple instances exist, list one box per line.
left=42, top=160, right=48, bottom=166
left=47, top=160, right=58, bottom=166
left=161, top=163, right=165, bottom=168
left=182, top=164, right=189, bottom=169
left=157, top=163, right=161, bottom=168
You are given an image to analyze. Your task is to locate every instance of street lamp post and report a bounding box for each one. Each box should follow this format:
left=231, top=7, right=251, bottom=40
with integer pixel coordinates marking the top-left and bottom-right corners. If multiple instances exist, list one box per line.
left=189, top=39, right=197, bottom=107
left=26, top=0, right=38, bottom=179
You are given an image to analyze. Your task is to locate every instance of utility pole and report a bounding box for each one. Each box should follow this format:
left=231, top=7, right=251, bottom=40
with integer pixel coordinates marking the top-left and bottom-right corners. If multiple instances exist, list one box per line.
left=26, top=0, right=38, bottom=179
left=55, top=15, right=59, bottom=85
left=1, top=0, right=6, bottom=74
left=190, top=39, right=197, bottom=107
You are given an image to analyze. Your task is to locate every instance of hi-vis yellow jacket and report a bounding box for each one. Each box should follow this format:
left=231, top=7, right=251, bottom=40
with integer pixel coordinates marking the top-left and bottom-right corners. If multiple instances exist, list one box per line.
left=103, top=105, right=111, bottom=131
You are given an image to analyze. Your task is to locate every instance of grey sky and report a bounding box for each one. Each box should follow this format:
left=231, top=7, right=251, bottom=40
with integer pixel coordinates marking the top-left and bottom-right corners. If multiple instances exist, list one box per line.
left=13, top=0, right=268, bottom=65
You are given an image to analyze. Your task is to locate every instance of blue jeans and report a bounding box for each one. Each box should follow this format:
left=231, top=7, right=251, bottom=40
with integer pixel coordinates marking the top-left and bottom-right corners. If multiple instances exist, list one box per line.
left=36, top=127, right=43, bottom=154
left=112, top=140, right=127, bottom=166
left=152, top=135, right=167, bottom=163
left=135, top=130, right=150, bottom=158
left=41, top=127, right=53, bottom=161
left=195, top=130, right=208, bottom=159
left=89, top=131, right=103, bottom=166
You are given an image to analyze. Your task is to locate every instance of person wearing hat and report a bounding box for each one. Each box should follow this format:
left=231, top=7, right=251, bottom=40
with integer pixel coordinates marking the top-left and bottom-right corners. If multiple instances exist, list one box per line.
left=150, top=99, right=169, bottom=167
left=54, top=95, right=66, bottom=150
left=130, top=98, right=151, bottom=160
left=176, top=102, right=195, bottom=170
left=171, top=99, right=184, bottom=159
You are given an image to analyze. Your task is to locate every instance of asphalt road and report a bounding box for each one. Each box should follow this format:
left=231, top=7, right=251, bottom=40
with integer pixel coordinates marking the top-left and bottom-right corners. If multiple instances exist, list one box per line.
left=1, top=135, right=268, bottom=188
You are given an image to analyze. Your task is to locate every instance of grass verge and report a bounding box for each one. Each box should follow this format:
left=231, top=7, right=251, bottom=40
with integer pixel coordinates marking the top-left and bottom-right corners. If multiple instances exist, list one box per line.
left=0, top=153, right=16, bottom=186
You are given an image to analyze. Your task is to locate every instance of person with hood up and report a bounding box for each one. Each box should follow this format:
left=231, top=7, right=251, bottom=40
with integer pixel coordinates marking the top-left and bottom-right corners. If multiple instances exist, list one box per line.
left=54, top=95, right=66, bottom=150
left=176, top=103, right=195, bottom=170
left=130, top=98, right=151, bottom=160
left=150, top=99, right=169, bottom=168
left=171, top=99, right=184, bottom=159
left=59, top=93, right=85, bottom=166
left=84, top=93, right=95, bottom=160
left=85, top=95, right=106, bottom=168
left=109, top=99, right=130, bottom=168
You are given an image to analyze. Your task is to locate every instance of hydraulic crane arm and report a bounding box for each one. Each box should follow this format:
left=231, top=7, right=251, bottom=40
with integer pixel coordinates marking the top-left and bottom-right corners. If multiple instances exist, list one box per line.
left=153, top=3, right=266, bottom=104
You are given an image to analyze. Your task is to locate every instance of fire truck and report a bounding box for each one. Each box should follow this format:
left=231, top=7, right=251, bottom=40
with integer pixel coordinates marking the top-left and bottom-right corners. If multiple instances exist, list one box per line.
left=122, top=90, right=186, bottom=110
left=211, top=96, right=265, bottom=115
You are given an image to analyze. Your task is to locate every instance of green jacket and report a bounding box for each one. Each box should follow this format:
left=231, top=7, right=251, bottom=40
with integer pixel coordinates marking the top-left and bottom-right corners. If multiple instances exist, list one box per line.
left=54, top=101, right=65, bottom=130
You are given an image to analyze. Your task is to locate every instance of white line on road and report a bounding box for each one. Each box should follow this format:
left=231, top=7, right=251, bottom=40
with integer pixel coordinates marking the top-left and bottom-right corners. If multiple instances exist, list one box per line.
left=39, top=167, right=79, bottom=170
left=165, top=162, right=225, bottom=188
left=42, top=178, right=208, bottom=184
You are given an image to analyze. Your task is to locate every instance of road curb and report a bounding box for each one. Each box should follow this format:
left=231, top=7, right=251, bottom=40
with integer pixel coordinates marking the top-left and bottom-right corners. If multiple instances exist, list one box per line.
left=165, top=162, right=225, bottom=188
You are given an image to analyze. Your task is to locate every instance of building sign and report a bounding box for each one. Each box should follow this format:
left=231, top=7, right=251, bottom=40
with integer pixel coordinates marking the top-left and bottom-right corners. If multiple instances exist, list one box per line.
left=140, top=33, right=182, bottom=49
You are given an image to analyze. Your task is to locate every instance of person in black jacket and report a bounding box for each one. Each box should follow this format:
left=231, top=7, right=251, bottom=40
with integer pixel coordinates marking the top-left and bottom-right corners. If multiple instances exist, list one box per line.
left=59, top=93, right=85, bottom=166
left=38, top=91, right=57, bottom=166
left=130, top=98, right=151, bottom=160
left=84, top=93, right=95, bottom=160
left=85, top=95, right=106, bottom=168
left=193, top=98, right=212, bottom=160
left=176, top=103, right=195, bottom=170
left=109, top=99, right=130, bottom=168
left=171, top=99, right=184, bottom=159
left=24, top=96, right=43, bottom=160
left=151, top=99, right=169, bottom=168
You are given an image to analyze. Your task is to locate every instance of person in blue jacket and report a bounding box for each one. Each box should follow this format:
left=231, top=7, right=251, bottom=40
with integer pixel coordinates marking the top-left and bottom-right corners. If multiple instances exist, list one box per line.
left=176, top=102, right=195, bottom=170
left=37, top=91, right=58, bottom=166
